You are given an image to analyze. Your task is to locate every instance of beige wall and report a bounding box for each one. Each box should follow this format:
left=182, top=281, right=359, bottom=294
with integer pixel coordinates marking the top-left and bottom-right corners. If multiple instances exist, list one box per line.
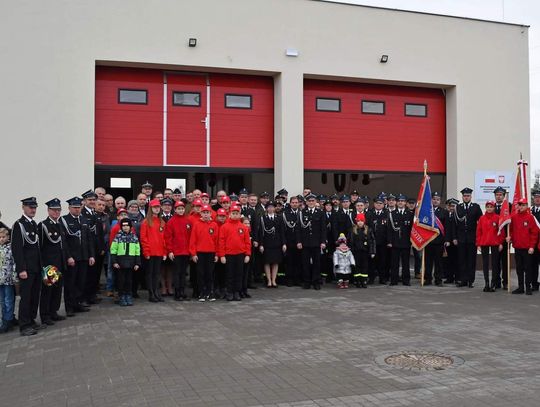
left=0, top=0, right=529, bottom=223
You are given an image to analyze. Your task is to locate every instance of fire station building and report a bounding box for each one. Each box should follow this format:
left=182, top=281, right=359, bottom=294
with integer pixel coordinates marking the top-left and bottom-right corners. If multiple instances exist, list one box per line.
left=0, top=0, right=530, bottom=221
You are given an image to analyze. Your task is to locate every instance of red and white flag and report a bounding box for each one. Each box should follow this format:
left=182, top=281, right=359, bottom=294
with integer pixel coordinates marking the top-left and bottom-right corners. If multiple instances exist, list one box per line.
left=498, top=194, right=511, bottom=235
left=511, top=158, right=528, bottom=214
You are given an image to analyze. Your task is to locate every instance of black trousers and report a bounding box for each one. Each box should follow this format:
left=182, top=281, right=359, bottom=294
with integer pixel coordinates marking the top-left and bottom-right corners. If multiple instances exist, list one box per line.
left=413, top=248, right=421, bottom=274
left=64, top=261, right=88, bottom=311
left=173, top=255, right=189, bottom=293
left=391, top=247, right=410, bottom=284
left=530, top=248, right=540, bottom=288
left=285, top=245, right=302, bottom=284
left=443, top=244, right=458, bottom=282
left=242, top=260, right=251, bottom=293
left=189, top=260, right=199, bottom=297
left=18, top=270, right=41, bottom=330
left=132, top=258, right=145, bottom=294
left=214, top=262, right=226, bottom=292
left=515, top=248, right=532, bottom=289
left=197, top=252, right=215, bottom=297
left=117, top=268, right=133, bottom=296
left=371, top=244, right=388, bottom=283
left=85, top=252, right=105, bottom=301
left=302, top=246, right=321, bottom=285
left=226, top=254, right=244, bottom=294
left=39, top=279, right=63, bottom=321
left=458, top=242, right=477, bottom=283
left=145, top=256, right=162, bottom=295
left=495, top=242, right=510, bottom=287
left=425, top=244, right=444, bottom=283
left=480, top=246, right=500, bottom=286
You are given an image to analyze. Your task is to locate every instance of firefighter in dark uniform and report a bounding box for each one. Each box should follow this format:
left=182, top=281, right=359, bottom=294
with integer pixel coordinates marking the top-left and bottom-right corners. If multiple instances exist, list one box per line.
left=282, top=196, right=302, bottom=286
left=424, top=192, right=448, bottom=286
left=443, top=198, right=459, bottom=283
left=387, top=194, right=414, bottom=285
left=81, top=190, right=102, bottom=304
left=296, top=193, right=326, bottom=290
left=61, top=197, right=95, bottom=315
left=322, top=199, right=335, bottom=282
left=530, top=190, right=540, bottom=290
left=38, top=198, right=68, bottom=325
left=406, top=198, right=422, bottom=279
left=331, top=195, right=355, bottom=243
left=493, top=186, right=512, bottom=289
left=454, top=188, right=483, bottom=287
left=11, top=197, right=43, bottom=336
left=366, top=195, right=389, bottom=284
left=350, top=190, right=360, bottom=206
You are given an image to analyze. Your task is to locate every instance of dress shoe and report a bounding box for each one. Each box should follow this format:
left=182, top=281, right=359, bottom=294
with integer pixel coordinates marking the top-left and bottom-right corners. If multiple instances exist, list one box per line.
left=389, top=282, right=397, bottom=286
left=42, top=320, right=55, bottom=326
left=132, top=292, right=140, bottom=299
left=457, top=282, right=468, bottom=287
left=443, top=279, right=454, bottom=284
left=75, top=306, right=90, bottom=312
left=512, top=288, right=524, bottom=294
left=32, top=323, right=46, bottom=330
left=243, top=292, right=252, bottom=298
left=313, top=284, right=321, bottom=290
left=233, top=293, right=242, bottom=301
left=79, top=301, right=91, bottom=308
left=226, top=294, right=234, bottom=301
left=526, top=289, right=533, bottom=295
left=302, top=283, right=311, bottom=289
left=468, top=282, right=474, bottom=288
left=66, top=310, right=76, bottom=317
left=403, top=282, right=411, bottom=286
left=435, top=281, right=443, bottom=287
left=424, top=281, right=432, bottom=286
left=20, top=327, right=37, bottom=336
left=247, top=284, right=258, bottom=290
left=51, top=314, right=66, bottom=321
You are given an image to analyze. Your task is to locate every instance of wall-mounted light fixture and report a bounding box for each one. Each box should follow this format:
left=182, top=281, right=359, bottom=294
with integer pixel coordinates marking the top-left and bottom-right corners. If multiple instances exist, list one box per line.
left=286, top=48, right=299, bottom=57
left=380, top=54, right=389, bottom=63
left=188, top=38, right=197, bottom=47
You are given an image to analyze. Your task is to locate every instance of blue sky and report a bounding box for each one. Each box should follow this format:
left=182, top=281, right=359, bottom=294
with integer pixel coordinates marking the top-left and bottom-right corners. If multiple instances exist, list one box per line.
left=326, top=0, right=539, bottom=178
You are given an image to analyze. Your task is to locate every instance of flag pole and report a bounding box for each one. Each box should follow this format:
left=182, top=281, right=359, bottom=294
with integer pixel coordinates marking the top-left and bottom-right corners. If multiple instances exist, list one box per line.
left=507, top=223, right=511, bottom=293
left=421, top=160, right=427, bottom=287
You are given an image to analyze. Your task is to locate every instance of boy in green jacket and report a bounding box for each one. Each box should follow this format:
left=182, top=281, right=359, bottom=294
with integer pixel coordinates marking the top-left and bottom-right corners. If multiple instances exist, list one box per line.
left=110, top=219, right=141, bottom=306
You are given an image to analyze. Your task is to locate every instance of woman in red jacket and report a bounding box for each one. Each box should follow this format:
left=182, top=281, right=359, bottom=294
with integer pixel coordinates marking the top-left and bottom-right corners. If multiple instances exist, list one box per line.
left=164, top=201, right=191, bottom=301
left=509, top=198, right=539, bottom=295
left=476, top=201, right=504, bottom=292
left=140, top=199, right=167, bottom=302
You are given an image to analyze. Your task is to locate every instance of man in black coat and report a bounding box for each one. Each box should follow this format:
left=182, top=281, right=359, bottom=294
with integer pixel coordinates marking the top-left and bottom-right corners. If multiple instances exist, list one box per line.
left=60, top=197, right=95, bottom=315
left=443, top=198, right=459, bottom=283
left=529, top=190, right=540, bottom=290
left=38, top=198, right=68, bottom=325
left=331, top=195, right=355, bottom=243
left=296, top=194, right=327, bottom=290
left=387, top=194, right=414, bottom=286
left=424, top=192, right=448, bottom=286
left=366, top=195, right=389, bottom=284
left=11, top=197, right=43, bottom=336
left=81, top=190, right=101, bottom=304
left=453, top=188, right=483, bottom=287
left=282, top=196, right=302, bottom=286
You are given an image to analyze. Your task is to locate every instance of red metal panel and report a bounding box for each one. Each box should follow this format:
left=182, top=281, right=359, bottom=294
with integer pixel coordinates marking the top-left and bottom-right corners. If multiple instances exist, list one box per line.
left=95, top=67, right=163, bottom=166
left=167, top=74, right=207, bottom=166
left=304, top=79, right=446, bottom=173
left=210, top=74, right=274, bottom=169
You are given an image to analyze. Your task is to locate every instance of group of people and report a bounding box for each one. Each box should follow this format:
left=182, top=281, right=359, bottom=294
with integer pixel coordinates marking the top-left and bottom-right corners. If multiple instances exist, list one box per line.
left=1, top=181, right=539, bottom=337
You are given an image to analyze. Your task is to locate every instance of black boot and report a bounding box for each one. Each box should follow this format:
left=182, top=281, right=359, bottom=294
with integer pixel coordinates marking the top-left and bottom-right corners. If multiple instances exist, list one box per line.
left=148, top=290, right=158, bottom=302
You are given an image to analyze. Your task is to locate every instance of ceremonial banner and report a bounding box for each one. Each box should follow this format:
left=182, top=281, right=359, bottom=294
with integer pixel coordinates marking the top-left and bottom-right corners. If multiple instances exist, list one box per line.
left=511, top=159, right=528, bottom=214
left=410, top=165, right=440, bottom=250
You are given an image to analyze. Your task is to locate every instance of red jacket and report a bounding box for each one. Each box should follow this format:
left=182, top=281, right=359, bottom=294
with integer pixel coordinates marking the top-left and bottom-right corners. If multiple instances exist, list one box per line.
left=189, top=218, right=219, bottom=255
left=164, top=214, right=191, bottom=256
left=217, top=219, right=251, bottom=257
left=510, top=211, right=538, bottom=249
left=140, top=216, right=167, bottom=257
left=476, top=213, right=505, bottom=246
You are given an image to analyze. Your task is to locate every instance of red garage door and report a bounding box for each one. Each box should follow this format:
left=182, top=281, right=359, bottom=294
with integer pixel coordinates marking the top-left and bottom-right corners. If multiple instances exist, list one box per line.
left=304, top=79, right=446, bottom=173
left=95, top=67, right=273, bottom=170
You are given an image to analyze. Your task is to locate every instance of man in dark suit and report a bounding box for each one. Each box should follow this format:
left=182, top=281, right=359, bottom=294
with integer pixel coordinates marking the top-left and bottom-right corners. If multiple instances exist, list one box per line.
left=529, top=190, right=540, bottom=290
left=387, top=194, right=414, bottom=285
left=443, top=198, right=459, bottom=284
left=424, top=192, right=448, bottom=286
left=282, top=196, right=302, bottom=286
left=11, top=197, right=43, bottom=336
left=454, top=188, right=483, bottom=287
left=331, top=195, right=355, bottom=243
left=38, top=198, right=68, bottom=325
left=61, top=197, right=95, bottom=315
left=296, top=194, right=326, bottom=290
left=366, top=195, right=389, bottom=284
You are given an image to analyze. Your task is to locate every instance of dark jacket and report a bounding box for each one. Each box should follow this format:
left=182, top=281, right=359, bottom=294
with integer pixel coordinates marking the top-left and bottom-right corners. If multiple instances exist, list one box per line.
left=387, top=209, right=414, bottom=249
left=60, top=214, right=95, bottom=261
left=282, top=208, right=301, bottom=246
left=366, top=209, right=388, bottom=246
left=257, top=214, right=286, bottom=248
left=349, top=226, right=376, bottom=255
left=11, top=216, right=41, bottom=274
left=296, top=208, right=326, bottom=247
left=331, top=209, right=355, bottom=242
left=39, top=217, right=68, bottom=271
left=453, top=202, right=483, bottom=244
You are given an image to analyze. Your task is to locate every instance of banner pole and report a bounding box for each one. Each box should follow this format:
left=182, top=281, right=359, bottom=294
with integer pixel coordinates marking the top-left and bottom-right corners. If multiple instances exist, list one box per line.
left=421, top=248, right=425, bottom=287
left=507, top=224, right=511, bottom=293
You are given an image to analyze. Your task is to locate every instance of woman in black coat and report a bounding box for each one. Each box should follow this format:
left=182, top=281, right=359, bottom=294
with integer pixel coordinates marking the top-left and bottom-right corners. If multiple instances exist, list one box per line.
left=258, top=202, right=287, bottom=288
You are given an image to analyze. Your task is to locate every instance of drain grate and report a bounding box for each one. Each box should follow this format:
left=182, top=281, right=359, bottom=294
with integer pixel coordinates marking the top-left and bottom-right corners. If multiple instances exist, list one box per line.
left=375, top=351, right=464, bottom=371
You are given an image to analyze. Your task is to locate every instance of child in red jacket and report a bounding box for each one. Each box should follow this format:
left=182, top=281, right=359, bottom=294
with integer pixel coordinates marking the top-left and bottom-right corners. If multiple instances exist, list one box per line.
left=476, top=201, right=505, bottom=292
left=189, top=205, right=219, bottom=302
left=509, top=198, right=539, bottom=295
left=140, top=199, right=167, bottom=302
left=214, top=208, right=228, bottom=299
left=164, top=201, right=191, bottom=301
left=218, top=206, right=251, bottom=301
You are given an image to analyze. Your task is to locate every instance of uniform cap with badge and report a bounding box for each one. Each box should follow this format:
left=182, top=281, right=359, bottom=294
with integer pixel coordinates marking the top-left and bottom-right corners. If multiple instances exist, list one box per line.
left=142, top=181, right=153, bottom=188
left=493, top=187, right=506, bottom=194
left=160, top=198, right=173, bottom=206
left=45, top=198, right=61, bottom=209
left=238, top=188, right=249, bottom=196
left=460, top=187, right=473, bottom=194
left=66, top=197, right=82, bottom=207
left=82, top=190, right=97, bottom=199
